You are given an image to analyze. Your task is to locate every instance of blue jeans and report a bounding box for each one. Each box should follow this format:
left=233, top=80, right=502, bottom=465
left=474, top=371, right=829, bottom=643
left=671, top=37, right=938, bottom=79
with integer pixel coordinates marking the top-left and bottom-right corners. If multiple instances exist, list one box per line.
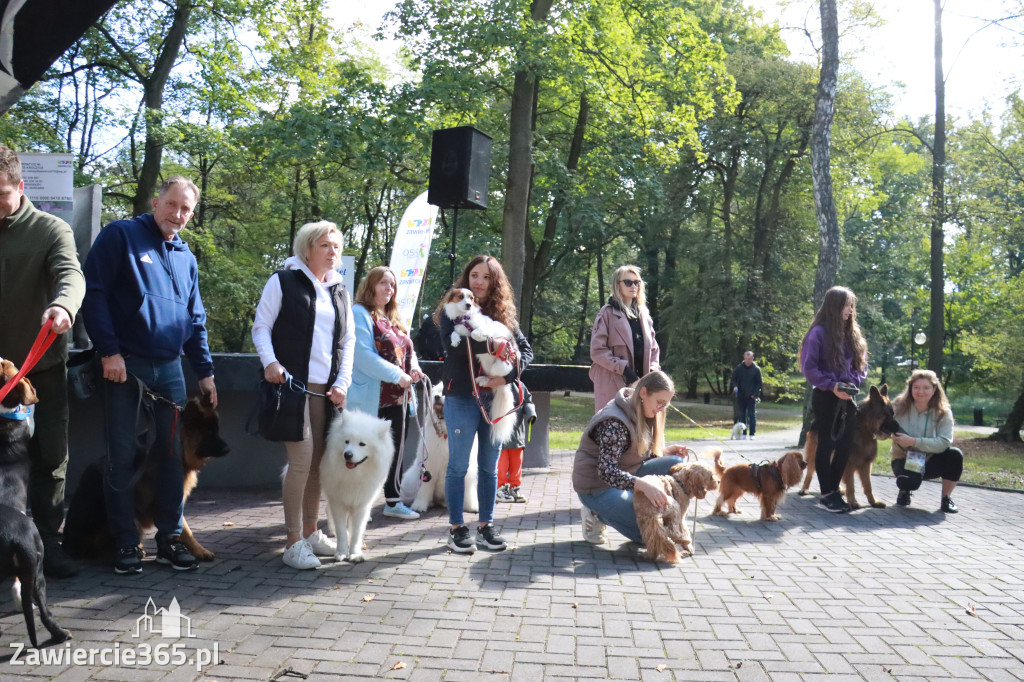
left=738, top=397, right=757, bottom=435
left=103, top=356, right=186, bottom=548
left=577, top=456, right=689, bottom=543
left=444, top=395, right=501, bottom=527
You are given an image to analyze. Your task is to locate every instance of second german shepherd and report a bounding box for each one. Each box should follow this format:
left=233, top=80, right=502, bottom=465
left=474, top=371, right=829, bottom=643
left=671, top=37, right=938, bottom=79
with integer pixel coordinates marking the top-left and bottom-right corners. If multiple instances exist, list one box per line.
left=798, top=384, right=901, bottom=509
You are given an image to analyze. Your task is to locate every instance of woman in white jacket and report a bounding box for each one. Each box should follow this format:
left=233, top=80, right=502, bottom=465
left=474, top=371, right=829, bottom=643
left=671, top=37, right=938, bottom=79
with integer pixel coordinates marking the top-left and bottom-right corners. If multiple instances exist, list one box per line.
left=251, top=221, right=355, bottom=569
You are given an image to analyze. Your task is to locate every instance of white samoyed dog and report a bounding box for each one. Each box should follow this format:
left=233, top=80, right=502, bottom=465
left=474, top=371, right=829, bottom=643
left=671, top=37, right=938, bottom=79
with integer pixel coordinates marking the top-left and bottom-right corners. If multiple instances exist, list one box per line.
left=320, top=409, right=393, bottom=563
left=399, top=381, right=478, bottom=514
left=441, top=287, right=519, bottom=444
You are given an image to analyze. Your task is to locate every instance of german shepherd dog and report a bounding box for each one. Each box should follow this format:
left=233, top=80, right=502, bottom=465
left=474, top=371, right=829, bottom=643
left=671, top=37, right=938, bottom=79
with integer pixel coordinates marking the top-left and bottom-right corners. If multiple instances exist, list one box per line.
left=62, top=393, right=229, bottom=561
left=798, top=385, right=901, bottom=509
left=0, top=358, right=71, bottom=647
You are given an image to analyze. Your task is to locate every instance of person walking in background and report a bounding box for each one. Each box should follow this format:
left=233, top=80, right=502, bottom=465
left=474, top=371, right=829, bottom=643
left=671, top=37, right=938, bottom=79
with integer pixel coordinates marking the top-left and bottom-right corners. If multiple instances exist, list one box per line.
left=730, top=351, right=763, bottom=440
left=349, top=265, right=423, bottom=520
left=799, top=286, right=868, bottom=514
left=0, top=144, right=85, bottom=578
left=888, top=369, right=963, bottom=513
left=495, top=384, right=537, bottom=504
left=435, top=255, right=533, bottom=554
left=251, top=221, right=354, bottom=570
left=589, top=265, right=660, bottom=412
left=82, top=176, right=217, bottom=574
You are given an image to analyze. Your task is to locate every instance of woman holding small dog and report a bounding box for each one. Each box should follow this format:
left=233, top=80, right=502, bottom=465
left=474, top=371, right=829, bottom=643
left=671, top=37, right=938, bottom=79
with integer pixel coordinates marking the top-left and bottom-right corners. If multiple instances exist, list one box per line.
left=435, top=255, right=533, bottom=554
left=572, top=370, right=694, bottom=545
left=349, top=266, right=424, bottom=521
left=888, top=369, right=962, bottom=513
left=252, top=221, right=355, bottom=570
left=589, top=265, right=660, bottom=412
left=799, top=285, right=868, bottom=514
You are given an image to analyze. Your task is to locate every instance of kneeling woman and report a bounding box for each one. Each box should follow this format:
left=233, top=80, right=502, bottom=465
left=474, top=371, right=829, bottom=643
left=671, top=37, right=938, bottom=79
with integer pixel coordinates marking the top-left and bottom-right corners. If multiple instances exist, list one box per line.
left=572, top=371, right=693, bottom=544
left=889, top=369, right=963, bottom=513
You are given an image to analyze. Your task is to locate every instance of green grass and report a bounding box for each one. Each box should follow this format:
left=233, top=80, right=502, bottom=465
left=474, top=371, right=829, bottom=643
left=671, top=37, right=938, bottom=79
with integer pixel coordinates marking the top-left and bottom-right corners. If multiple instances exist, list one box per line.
left=547, top=395, right=804, bottom=450
left=871, top=432, right=1024, bottom=491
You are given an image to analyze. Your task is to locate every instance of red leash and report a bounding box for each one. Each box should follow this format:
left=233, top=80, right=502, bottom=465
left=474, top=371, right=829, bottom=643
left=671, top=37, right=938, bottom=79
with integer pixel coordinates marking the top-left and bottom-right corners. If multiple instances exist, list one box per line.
left=465, top=337, right=524, bottom=425
left=0, top=319, right=57, bottom=404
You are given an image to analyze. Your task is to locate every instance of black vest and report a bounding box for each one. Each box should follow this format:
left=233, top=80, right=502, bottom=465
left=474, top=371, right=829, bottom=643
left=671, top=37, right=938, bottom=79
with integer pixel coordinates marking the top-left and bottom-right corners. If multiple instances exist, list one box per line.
left=269, top=269, right=348, bottom=386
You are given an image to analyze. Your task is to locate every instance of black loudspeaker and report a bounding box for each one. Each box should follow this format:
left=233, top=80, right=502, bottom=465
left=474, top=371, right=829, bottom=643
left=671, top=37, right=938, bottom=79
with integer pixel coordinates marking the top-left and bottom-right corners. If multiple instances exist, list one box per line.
left=428, top=126, right=492, bottom=210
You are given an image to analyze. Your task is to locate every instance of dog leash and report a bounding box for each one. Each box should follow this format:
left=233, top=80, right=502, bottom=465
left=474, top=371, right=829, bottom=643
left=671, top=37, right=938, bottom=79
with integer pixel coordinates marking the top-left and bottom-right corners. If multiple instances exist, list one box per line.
left=0, top=319, right=57, bottom=404
left=666, top=402, right=753, bottom=463
left=464, top=338, right=524, bottom=425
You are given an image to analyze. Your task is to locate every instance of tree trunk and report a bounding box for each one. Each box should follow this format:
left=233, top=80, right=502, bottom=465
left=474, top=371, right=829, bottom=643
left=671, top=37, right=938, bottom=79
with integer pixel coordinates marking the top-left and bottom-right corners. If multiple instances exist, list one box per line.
left=521, top=92, right=589, bottom=331
left=810, top=0, right=840, bottom=311
left=928, top=0, right=946, bottom=374
left=129, top=0, right=192, bottom=216
left=501, top=0, right=553, bottom=308
left=308, top=168, right=321, bottom=218
left=989, top=374, right=1024, bottom=442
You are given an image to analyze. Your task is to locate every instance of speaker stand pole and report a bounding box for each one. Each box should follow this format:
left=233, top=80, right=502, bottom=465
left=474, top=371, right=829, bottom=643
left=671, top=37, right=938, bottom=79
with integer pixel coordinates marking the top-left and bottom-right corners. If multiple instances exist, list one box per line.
left=448, top=207, right=459, bottom=285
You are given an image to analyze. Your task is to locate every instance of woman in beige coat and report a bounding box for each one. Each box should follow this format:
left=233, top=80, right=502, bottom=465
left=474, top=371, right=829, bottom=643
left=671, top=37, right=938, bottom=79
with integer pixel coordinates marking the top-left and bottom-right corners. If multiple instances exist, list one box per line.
left=589, top=265, right=660, bottom=412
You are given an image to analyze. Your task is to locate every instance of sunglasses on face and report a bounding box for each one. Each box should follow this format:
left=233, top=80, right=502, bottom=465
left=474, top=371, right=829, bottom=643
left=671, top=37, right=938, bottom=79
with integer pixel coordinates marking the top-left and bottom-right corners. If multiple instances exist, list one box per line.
left=621, top=279, right=641, bottom=287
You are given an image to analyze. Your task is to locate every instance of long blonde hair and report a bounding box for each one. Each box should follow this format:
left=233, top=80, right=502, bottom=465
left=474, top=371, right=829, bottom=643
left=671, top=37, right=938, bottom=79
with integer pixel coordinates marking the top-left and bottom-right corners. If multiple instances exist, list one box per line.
left=892, top=369, right=951, bottom=421
left=629, top=370, right=674, bottom=456
left=610, top=265, right=648, bottom=320
left=355, top=266, right=406, bottom=333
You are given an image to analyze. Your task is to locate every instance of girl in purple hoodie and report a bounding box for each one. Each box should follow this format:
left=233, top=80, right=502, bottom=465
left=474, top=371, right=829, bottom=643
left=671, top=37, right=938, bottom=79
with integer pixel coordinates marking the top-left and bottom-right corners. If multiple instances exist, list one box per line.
left=799, top=286, right=868, bottom=513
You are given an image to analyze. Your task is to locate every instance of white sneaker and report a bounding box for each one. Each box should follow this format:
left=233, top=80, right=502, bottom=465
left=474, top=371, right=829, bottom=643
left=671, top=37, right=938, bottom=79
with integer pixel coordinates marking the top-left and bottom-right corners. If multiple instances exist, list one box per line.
left=581, top=505, right=606, bottom=544
left=383, top=502, right=420, bottom=520
left=304, top=529, right=337, bottom=556
left=749, top=435, right=756, bottom=441
left=283, top=540, right=321, bottom=570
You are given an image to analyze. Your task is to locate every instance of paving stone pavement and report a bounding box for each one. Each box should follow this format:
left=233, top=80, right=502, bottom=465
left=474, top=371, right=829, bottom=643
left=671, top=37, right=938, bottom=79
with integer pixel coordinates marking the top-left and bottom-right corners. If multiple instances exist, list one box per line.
left=3, top=428, right=1024, bottom=681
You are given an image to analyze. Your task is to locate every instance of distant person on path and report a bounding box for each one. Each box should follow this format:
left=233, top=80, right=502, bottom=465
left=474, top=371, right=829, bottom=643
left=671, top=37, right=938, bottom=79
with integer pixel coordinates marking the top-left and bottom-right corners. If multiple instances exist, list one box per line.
left=730, top=351, right=762, bottom=440
left=799, top=286, right=867, bottom=514
left=251, top=220, right=354, bottom=570
left=888, top=369, right=962, bottom=513
left=0, top=144, right=85, bottom=578
left=589, top=265, right=660, bottom=412
left=572, top=370, right=694, bottom=545
left=349, top=265, right=423, bottom=521
left=83, top=176, right=218, bottom=575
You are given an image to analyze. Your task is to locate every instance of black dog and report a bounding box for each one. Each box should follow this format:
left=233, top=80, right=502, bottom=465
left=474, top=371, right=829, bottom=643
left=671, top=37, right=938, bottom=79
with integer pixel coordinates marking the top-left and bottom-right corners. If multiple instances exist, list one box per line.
left=0, top=358, right=70, bottom=647
left=0, top=505, right=71, bottom=647
left=63, top=393, right=229, bottom=561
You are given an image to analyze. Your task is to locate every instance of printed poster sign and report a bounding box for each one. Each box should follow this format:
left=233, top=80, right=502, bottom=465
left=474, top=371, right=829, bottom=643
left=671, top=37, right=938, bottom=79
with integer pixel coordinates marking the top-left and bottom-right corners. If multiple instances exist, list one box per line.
left=18, top=152, right=74, bottom=227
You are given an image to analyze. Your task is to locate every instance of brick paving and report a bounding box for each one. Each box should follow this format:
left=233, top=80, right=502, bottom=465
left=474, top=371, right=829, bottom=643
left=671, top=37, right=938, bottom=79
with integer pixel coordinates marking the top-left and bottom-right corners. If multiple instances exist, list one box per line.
left=3, top=428, right=1024, bottom=681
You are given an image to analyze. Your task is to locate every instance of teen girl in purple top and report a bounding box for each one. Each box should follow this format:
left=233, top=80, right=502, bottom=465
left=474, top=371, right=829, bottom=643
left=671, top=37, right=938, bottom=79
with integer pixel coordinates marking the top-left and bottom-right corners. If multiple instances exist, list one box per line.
left=799, top=286, right=868, bottom=513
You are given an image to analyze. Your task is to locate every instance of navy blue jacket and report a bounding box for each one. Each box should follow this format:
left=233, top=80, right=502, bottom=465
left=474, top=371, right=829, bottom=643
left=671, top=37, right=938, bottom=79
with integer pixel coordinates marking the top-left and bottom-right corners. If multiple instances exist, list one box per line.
left=81, top=214, right=213, bottom=378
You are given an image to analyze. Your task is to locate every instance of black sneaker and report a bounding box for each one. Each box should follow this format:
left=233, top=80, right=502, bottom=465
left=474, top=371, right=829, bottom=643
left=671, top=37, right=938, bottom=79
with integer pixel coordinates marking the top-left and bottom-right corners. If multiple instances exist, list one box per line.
left=447, top=525, right=476, bottom=554
left=818, top=491, right=851, bottom=513
left=896, top=490, right=911, bottom=507
left=475, top=523, right=507, bottom=551
left=941, top=496, right=959, bottom=513
left=114, top=545, right=143, bottom=575
left=44, top=540, right=80, bottom=578
left=156, top=535, right=198, bottom=571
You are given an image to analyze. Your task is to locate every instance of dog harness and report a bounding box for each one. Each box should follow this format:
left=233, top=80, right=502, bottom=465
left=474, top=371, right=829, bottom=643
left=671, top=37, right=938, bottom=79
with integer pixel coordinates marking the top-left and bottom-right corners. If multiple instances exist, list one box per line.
left=452, top=314, right=475, bottom=338
left=0, top=404, right=34, bottom=421
left=749, top=462, right=784, bottom=492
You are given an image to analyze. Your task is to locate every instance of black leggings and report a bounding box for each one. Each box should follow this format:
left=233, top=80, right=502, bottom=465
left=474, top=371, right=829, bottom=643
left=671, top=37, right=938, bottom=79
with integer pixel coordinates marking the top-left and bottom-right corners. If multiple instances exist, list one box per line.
left=379, top=404, right=408, bottom=502
left=811, top=388, right=857, bottom=496
left=891, top=447, right=963, bottom=491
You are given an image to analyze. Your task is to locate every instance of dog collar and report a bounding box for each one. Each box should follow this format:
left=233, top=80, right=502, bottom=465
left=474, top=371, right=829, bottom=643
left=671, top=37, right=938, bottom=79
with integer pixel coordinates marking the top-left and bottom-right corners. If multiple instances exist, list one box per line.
left=0, top=404, right=34, bottom=421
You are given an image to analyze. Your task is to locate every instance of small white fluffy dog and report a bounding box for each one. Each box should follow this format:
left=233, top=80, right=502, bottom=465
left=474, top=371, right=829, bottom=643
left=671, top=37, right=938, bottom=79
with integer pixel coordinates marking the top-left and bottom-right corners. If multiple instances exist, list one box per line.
left=730, top=422, right=747, bottom=440
left=399, top=381, right=478, bottom=513
left=442, top=287, right=519, bottom=444
left=320, top=409, right=393, bottom=563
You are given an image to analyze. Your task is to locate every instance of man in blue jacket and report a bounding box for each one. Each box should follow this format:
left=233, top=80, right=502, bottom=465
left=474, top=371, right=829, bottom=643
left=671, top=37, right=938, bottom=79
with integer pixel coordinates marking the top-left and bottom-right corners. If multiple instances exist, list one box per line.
left=82, top=176, right=218, bottom=575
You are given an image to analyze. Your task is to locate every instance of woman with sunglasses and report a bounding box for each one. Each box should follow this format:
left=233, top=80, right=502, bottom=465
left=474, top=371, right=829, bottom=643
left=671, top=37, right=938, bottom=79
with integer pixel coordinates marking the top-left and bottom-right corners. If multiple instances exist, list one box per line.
left=589, top=265, right=660, bottom=412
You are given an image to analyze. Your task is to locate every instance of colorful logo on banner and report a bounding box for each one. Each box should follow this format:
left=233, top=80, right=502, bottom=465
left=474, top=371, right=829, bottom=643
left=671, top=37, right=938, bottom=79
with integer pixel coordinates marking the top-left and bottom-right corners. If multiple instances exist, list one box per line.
left=388, top=192, right=438, bottom=330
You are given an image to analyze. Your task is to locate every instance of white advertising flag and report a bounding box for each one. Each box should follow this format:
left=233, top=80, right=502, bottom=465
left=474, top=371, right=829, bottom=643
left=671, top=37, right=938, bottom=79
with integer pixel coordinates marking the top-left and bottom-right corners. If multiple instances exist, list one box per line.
left=389, top=191, right=439, bottom=330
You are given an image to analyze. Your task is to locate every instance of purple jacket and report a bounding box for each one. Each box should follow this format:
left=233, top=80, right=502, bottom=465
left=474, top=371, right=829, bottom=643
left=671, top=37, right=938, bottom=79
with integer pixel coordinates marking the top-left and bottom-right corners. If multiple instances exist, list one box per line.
left=589, top=302, right=659, bottom=411
left=800, top=325, right=867, bottom=391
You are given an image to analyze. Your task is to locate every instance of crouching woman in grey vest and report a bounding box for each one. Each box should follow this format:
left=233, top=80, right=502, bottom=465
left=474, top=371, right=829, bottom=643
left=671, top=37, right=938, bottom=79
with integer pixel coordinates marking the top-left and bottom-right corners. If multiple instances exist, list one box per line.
left=572, top=370, right=693, bottom=545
